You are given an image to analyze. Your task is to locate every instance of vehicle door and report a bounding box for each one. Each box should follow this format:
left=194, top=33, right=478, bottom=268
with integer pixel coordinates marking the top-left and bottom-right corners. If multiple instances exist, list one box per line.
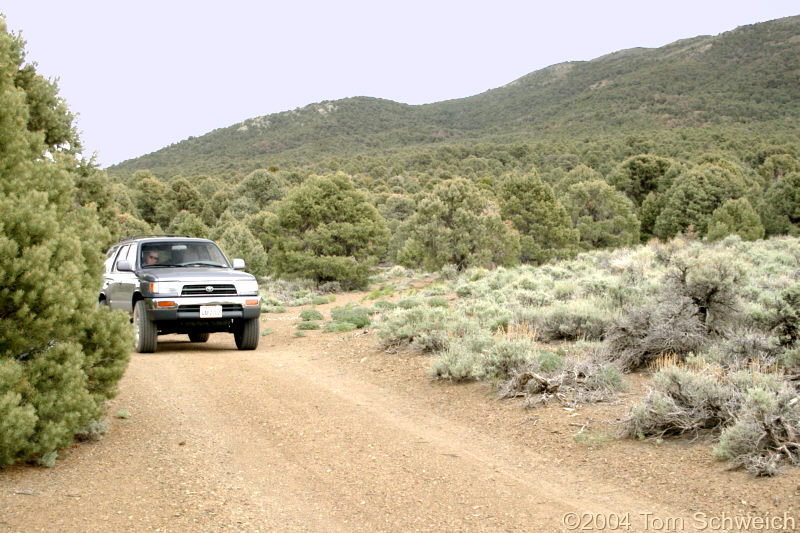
left=107, top=244, right=138, bottom=313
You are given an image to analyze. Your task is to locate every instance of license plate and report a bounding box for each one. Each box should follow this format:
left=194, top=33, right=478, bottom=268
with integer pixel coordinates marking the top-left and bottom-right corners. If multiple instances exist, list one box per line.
left=199, top=305, right=222, bottom=318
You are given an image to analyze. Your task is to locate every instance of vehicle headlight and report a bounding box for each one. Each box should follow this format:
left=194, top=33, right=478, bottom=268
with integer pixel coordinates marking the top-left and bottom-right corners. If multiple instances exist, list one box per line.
left=149, top=281, right=182, bottom=296
left=236, top=280, right=259, bottom=295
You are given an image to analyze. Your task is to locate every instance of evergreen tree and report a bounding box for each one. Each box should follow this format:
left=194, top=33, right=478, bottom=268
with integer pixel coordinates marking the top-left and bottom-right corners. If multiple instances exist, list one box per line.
left=762, top=172, right=800, bottom=236
left=553, top=164, right=603, bottom=197
left=266, top=173, right=389, bottom=289
left=607, top=154, right=674, bottom=207
left=398, top=178, right=520, bottom=270
left=133, top=175, right=176, bottom=228
left=169, top=176, right=205, bottom=215
left=654, top=163, right=748, bottom=240
left=234, top=168, right=287, bottom=211
left=168, top=210, right=210, bottom=238
left=706, top=198, right=765, bottom=241
left=218, top=222, right=269, bottom=279
left=759, top=154, right=800, bottom=188
left=0, top=20, right=131, bottom=466
left=562, top=180, right=640, bottom=250
left=498, top=171, right=578, bottom=264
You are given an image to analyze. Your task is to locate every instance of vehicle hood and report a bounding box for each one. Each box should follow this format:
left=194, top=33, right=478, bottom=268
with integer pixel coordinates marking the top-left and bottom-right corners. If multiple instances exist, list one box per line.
left=137, top=268, right=256, bottom=283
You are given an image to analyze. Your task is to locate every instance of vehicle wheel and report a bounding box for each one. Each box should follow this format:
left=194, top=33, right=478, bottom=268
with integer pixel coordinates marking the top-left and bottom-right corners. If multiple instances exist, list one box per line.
left=234, top=317, right=259, bottom=350
left=133, top=300, right=157, bottom=353
left=189, top=331, right=210, bottom=343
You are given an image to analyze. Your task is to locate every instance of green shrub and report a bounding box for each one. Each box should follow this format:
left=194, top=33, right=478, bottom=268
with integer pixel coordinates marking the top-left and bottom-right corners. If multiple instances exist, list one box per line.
left=296, top=321, right=321, bottom=330
left=330, top=306, right=371, bottom=328
left=397, top=296, right=423, bottom=309
left=324, top=321, right=357, bottom=333
left=368, top=285, right=395, bottom=299
left=429, top=331, right=494, bottom=381
left=299, top=309, right=324, bottom=321
left=427, top=297, right=449, bottom=308
left=517, top=299, right=614, bottom=342
left=372, top=300, right=397, bottom=310
left=481, top=338, right=541, bottom=381
left=377, top=307, right=451, bottom=352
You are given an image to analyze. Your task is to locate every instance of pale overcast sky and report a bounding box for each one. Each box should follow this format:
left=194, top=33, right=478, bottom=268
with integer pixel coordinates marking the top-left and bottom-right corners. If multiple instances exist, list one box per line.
left=2, top=1, right=798, bottom=168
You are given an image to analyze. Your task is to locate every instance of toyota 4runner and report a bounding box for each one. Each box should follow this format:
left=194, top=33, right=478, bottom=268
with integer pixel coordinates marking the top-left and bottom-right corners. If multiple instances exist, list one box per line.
left=99, top=235, right=261, bottom=353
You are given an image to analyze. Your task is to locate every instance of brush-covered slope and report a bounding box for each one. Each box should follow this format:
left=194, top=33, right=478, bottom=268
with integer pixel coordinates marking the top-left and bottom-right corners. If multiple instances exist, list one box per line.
left=109, top=15, right=800, bottom=177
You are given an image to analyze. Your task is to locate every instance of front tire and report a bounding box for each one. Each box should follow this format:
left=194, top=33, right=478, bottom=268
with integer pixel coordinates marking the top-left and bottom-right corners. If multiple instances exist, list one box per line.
left=234, top=317, right=259, bottom=350
left=133, top=300, right=157, bottom=353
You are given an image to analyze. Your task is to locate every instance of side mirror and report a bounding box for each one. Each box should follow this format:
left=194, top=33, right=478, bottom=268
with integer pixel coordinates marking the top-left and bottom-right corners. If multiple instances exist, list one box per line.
left=117, top=260, right=133, bottom=272
left=232, top=258, right=245, bottom=270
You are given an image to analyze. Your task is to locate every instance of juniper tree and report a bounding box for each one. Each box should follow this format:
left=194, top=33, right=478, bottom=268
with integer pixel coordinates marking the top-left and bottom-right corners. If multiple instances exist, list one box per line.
left=0, top=19, right=131, bottom=466
left=218, top=222, right=269, bottom=279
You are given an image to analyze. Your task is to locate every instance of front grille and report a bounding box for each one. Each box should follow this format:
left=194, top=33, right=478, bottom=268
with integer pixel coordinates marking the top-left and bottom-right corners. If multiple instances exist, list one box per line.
left=178, top=304, right=242, bottom=313
left=181, top=284, right=237, bottom=296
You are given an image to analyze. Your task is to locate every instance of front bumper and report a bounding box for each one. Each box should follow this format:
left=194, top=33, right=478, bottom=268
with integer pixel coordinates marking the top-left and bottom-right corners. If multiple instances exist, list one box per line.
left=144, top=295, right=261, bottom=321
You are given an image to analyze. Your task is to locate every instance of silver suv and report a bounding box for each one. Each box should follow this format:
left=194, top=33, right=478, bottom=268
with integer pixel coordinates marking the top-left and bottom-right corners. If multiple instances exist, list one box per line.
left=99, top=235, right=261, bottom=353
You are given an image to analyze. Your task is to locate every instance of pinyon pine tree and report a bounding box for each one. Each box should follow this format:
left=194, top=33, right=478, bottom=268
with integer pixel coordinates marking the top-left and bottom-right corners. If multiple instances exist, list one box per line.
left=0, top=19, right=131, bottom=466
left=266, top=173, right=390, bottom=289
left=498, top=171, right=578, bottom=264
left=398, top=177, right=520, bottom=270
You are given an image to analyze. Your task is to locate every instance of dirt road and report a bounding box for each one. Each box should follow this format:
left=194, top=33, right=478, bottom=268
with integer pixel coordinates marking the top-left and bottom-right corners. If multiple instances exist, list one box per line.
left=2, top=293, right=798, bottom=532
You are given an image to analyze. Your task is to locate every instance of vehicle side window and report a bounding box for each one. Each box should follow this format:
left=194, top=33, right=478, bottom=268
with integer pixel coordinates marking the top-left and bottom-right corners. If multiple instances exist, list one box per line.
left=104, top=246, right=120, bottom=274
left=124, top=245, right=138, bottom=266
left=112, top=245, right=131, bottom=272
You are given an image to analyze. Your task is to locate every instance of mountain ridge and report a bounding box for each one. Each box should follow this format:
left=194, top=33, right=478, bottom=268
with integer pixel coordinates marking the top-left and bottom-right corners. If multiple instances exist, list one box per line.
left=109, top=15, right=800, bottom=177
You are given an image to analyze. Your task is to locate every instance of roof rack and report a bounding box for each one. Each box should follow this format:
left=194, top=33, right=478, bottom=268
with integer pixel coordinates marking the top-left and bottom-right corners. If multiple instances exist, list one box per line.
left=118, top=234, right=192, bottom=242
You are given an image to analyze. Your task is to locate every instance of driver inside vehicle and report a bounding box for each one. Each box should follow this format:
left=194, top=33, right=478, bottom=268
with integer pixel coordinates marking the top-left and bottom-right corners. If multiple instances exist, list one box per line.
left=143, top=250, right=160, bottom=266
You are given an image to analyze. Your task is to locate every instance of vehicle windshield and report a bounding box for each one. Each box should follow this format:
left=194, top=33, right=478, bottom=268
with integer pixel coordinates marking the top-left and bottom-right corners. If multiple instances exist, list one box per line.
left=140, top=241, right=230, bottom=269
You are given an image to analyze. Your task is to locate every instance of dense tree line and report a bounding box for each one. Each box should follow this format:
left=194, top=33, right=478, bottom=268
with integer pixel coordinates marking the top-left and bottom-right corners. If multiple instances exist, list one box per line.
left=103, top=140, right=799, bottom=286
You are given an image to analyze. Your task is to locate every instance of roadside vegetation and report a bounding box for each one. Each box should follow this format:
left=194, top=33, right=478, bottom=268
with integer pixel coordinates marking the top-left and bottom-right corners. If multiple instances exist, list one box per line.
left=374, top=235, right=800, bottom=476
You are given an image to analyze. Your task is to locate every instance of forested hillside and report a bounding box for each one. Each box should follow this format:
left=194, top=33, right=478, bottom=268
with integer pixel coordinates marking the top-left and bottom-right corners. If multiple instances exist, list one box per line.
left=109, top=15, right=799, bottom=177
left=96, top=15, right=800, bottom=288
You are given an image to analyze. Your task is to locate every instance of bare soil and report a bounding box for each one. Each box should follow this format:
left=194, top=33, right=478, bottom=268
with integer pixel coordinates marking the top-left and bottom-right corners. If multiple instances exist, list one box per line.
left=2, top=289, right=799, bottom=532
